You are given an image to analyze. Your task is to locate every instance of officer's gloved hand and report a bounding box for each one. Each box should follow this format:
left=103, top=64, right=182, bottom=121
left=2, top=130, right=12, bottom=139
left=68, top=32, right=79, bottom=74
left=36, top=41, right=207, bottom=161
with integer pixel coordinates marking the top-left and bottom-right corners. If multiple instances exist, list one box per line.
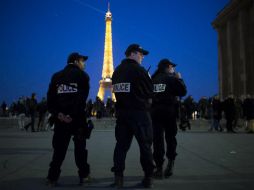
left=57, top=113, right=72, bottom=123
left=57, top=113, right=65, bottom=122
left=64, top=115, right=72, bottom=123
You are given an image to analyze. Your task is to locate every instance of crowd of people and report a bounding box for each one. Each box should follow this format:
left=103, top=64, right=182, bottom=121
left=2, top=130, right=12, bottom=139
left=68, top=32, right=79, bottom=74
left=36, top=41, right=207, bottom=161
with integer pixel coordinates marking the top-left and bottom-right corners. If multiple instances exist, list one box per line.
left=1, top=93, right=254, bottom=133
left=0, top=94, right=115, bottom=131
left=1, top=94, right=47, bottom=131
left=180, top=94, right=254, bottom=133
left=1, top=94, right=254, bottom=133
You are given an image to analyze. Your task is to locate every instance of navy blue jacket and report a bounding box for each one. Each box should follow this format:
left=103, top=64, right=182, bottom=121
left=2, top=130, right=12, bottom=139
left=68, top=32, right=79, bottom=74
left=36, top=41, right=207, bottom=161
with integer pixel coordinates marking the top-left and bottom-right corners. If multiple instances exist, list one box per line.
left=47, top=64, right=89, bottom=119
left=152, top=71, right=187, bottom=108
left=112, top=58, right=153, bottom=111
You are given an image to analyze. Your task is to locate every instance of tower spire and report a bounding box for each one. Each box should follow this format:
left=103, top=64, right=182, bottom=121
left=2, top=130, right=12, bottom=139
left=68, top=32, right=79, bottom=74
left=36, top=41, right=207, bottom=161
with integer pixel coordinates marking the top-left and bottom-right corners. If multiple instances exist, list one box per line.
left=108, top=1, right=110, bottom=12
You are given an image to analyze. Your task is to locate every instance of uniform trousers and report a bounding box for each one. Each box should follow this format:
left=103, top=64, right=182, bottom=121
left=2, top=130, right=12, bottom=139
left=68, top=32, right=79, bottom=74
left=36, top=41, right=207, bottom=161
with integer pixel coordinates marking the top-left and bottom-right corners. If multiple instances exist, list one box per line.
left=47, top=120, right=90, bottom=181
left=112, top=110, right=154, bottom=177
left=152, top=107, right=178, bottom=168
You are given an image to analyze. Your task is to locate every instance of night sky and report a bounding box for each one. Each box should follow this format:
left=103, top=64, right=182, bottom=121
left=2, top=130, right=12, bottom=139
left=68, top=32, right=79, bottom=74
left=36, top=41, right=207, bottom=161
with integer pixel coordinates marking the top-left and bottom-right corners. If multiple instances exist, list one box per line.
left=0, top=0, right=229, bottom=105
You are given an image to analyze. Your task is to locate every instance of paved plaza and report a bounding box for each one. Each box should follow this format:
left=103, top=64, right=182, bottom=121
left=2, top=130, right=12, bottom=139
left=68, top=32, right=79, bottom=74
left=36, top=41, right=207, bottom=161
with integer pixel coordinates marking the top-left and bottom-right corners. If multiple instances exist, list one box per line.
left=0, top=118, right=254, bottom=190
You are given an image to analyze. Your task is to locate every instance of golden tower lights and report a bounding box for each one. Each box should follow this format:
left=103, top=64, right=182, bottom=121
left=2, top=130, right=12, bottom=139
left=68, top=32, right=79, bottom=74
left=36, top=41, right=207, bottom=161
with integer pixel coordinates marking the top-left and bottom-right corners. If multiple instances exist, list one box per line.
left=97, top=3, right=115, bottom=101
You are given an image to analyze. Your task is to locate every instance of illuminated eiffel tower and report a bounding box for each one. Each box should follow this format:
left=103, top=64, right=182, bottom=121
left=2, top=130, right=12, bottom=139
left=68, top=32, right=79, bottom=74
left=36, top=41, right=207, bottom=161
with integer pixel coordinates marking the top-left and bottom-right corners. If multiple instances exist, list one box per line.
left=97, top=3, right=115, bottom=101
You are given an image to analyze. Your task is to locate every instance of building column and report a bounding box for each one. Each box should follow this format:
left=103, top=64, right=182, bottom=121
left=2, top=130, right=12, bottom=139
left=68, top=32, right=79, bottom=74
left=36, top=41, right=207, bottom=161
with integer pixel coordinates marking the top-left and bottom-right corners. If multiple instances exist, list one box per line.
left=250, top=3, right=254, bottom=95
left=226, top=20, right=234, bottom=95
left=239, top=10, right=248, bottom=97
left=217, top=29, right=224, bottom=99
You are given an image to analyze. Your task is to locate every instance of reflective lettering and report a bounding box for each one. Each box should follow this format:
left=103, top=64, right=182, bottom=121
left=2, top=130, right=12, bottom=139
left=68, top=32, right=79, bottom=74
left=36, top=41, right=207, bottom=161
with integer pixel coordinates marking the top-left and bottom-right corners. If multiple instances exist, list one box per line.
left=57, top=83, right=78, bottom=94
left=113, top=83, right=131, bottom=93
left=154, top=84, right=166, bottom=92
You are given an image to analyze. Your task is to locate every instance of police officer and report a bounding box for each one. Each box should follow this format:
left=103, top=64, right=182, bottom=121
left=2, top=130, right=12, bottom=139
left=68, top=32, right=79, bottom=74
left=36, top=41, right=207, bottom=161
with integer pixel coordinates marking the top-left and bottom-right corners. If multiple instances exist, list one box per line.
left=46, top=52, right=91, bottom=186
left=151, top=59, right=187, bottom=179
left=111, top=44, right=154, bottom=188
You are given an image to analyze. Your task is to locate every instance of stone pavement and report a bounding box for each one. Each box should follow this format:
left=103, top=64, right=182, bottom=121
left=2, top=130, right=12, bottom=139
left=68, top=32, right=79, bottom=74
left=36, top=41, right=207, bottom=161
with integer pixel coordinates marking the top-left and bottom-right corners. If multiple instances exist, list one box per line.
left=0, top=118, right=254, bottom=190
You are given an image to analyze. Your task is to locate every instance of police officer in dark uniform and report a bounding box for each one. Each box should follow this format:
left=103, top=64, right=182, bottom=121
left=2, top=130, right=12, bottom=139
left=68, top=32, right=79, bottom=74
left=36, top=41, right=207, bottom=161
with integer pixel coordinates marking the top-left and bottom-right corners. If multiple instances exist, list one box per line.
left=151, top=59, right=187, bottom=179
left=111, top=44, right=154, bottom=188
left=46, top=52, right=91, bottom=186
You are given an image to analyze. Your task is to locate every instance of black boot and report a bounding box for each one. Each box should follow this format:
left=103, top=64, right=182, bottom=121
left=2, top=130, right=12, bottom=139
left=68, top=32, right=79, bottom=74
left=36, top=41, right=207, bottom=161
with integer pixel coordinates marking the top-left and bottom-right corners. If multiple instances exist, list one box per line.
left=164, top=160, right=174, bottom=178
left=79, top=175, right=92, bottom=185
left=110, top=175, right=123, bottom=188
left=142, top=176, right=153, bottom=188
left=153, top=167, right=163, bottom=179
left=46, top=178, right=58, bottom=187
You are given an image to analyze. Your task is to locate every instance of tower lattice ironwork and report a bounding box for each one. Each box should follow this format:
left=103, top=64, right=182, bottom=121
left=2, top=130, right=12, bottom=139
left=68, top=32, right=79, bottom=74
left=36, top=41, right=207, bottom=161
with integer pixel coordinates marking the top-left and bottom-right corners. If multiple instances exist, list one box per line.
left=97, top=3, right=115, bottom=101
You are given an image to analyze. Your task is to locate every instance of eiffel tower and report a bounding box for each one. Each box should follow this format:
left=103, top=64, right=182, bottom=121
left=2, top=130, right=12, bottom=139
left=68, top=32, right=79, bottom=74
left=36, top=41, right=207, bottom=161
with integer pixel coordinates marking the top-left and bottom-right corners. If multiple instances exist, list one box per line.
left=97, top=3, right=115, bottom=101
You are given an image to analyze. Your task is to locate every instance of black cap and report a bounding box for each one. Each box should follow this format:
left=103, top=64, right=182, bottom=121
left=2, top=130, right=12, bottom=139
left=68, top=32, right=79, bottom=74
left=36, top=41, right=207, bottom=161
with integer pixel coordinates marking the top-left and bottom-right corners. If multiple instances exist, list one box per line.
left=125, top=44, right=149, bottom=56
left=158, top=58, right=177, bottom=68
left=67, top=52, right=88, bottom=64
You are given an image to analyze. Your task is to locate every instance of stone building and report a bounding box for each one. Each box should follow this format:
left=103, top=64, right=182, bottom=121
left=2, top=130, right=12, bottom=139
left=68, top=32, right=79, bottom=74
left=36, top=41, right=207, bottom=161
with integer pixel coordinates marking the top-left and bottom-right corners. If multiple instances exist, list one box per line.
left=212, top=0, right=254, bottom=99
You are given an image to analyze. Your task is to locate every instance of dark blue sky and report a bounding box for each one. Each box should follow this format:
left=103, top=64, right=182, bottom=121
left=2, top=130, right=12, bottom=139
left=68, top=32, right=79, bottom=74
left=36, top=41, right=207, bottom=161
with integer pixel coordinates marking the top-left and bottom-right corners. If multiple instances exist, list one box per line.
left=0, top=0, right=229, bottom=104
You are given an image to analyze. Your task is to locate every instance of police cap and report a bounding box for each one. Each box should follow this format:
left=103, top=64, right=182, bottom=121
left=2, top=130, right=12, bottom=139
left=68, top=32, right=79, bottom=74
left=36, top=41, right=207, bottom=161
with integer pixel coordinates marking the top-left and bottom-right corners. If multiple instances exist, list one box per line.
left=67, top=52, right=88, bottom=64
left=158, top=58, right=177, bottom=68
left=125, top=44, right=149, bottom=56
